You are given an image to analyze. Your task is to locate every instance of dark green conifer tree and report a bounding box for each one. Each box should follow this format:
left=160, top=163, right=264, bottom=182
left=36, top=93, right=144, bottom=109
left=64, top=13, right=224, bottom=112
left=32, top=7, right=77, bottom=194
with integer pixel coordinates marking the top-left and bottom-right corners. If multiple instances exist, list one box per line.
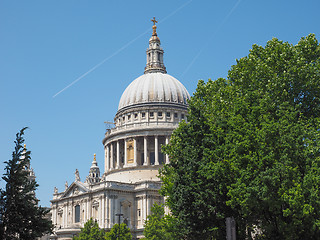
left=0, top=128, right=53, bottom=239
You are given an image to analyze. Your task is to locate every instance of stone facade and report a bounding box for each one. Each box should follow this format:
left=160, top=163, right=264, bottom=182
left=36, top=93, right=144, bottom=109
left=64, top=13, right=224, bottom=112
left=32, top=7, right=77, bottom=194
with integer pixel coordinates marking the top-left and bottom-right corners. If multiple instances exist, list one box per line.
left=50, top=20, right=190, bottom=240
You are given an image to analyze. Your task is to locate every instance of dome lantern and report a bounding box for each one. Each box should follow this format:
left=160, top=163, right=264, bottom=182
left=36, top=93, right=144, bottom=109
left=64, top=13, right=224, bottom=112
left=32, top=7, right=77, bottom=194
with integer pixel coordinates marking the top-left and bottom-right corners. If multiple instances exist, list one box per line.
left=144, top=17, right=167, bottom=74
left=117, top=18, right=190, bottom=114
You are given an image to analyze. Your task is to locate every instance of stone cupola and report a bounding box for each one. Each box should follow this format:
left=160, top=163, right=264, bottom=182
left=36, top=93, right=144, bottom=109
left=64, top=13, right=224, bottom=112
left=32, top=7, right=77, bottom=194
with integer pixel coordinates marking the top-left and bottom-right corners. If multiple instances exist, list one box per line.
left=144, top=17, right=167, bottom=74
left=87, top=153, right=100, bottom=184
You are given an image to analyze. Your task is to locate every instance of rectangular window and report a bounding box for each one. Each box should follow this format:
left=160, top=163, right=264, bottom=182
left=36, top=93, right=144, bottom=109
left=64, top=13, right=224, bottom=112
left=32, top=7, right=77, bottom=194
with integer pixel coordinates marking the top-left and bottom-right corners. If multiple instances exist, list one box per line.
left=150, top=112, right=154, bottom=118
left=142, top=112, right=146, bottom=118
left=128, top=115, right=131, bottom=120
left=135, top=113, right=138, bottom=119
left=181, top=114, right=185, bottom=119
left=166, top=112, right=171, bottom=118
left=174, top=113, right=178, bottom=118
left=158, top=112, right=162, bottom=117
left=75, top=205, right=80, bottom=223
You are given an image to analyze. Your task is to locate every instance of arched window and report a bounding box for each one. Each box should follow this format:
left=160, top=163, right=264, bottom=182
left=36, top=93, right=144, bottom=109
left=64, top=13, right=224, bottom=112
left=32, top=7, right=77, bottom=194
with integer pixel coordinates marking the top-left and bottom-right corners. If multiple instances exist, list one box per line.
left=75, top=205, right=80, bottom=223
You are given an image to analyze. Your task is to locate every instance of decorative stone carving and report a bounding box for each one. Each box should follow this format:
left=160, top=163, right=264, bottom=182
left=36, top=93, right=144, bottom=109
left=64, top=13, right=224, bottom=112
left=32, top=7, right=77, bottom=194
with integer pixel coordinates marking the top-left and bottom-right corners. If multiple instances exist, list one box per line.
left=73, top=187, right=79, bottom=195
left=108, top=194, right=118, bottom=199
left=75, top=169, right=80, bottom=182
left=57, top=207, right=63, bottom=216
left=92, top=199, right=99, bottom=210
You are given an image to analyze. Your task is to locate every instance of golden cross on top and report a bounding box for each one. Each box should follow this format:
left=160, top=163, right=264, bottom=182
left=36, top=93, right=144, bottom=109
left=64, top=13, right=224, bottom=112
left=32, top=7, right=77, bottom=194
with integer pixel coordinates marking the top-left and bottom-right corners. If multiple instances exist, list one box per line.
left=151, top=17, right=157, bottom=25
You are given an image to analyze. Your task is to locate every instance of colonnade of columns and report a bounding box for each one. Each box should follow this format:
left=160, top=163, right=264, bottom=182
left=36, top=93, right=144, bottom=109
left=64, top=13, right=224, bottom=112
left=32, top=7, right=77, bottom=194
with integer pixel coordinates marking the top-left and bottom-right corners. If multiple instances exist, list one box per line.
left=104, top=135, right=170, bottom=173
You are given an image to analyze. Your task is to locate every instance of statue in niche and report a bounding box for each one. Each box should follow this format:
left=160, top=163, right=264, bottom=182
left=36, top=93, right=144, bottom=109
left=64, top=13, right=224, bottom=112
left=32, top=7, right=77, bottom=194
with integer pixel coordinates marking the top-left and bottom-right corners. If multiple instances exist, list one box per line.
left=54, top=187, right=58, bottom=194
left=65, top=181, right=68, bottom=190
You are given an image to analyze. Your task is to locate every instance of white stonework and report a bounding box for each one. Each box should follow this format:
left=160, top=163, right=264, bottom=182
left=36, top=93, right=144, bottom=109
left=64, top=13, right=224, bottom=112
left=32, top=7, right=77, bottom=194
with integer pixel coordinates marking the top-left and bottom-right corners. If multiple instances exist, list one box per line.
left=50, top=21, right=190, bottom=240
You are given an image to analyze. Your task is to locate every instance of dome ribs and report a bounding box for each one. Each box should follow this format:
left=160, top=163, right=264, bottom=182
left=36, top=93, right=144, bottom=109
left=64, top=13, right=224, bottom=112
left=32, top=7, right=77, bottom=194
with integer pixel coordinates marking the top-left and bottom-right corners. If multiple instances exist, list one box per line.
left=117, top=73, right=190, bottom=114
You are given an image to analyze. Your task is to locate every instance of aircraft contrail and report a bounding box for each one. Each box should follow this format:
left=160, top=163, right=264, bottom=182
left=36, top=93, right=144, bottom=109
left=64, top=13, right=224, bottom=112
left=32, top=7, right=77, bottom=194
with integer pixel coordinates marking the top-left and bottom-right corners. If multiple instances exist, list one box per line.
left=53, top=0, right=193, bottom=98
left=52, top=29, right=150, bottom=98
left=181, top=0, right=242, bottom=78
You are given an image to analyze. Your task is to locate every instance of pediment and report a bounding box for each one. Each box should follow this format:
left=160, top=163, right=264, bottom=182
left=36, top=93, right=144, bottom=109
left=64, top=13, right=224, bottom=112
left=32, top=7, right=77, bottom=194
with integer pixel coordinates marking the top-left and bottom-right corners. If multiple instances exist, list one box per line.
left=61, top=181, right=89, bottom=198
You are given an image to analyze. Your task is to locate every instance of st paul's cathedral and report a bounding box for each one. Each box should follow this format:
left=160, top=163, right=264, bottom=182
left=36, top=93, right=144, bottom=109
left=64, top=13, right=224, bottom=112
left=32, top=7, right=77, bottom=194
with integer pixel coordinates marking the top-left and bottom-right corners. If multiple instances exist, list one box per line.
left=50, top=19, right=190, bottom=239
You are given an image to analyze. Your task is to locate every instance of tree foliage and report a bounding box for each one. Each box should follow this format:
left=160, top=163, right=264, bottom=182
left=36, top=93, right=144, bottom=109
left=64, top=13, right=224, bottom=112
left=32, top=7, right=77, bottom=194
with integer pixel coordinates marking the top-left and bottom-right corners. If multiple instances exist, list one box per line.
left=0, top=128, right=53, bottom=239
left=105, top=223, right=132, bottom=240
left=73, top=218, right=106, bottom=240
left=160, top=34, right=320, bottom=239
left=143, top=203, right=180, bottom=240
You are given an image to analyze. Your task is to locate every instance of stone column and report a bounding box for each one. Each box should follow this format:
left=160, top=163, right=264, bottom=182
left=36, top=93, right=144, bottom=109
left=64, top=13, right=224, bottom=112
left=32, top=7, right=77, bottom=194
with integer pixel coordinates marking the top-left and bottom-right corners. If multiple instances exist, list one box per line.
left=110, top=143, right=114, bottom=170
left=115, top=198, right=120, bottom=222
left=110, top=195, right=115, bottom=226
left=124, top=139, right=127, bottom=167
left=82, top=200, right=85, bottom=222
left=63, top=204, right=66, bottom=227
left=106, top=195, right=110, bottom=228
left=68, top=203, right=71, bottom=226
left=102, top=195, right=105, bottom=228
left=143, top=196, right=147, bottom=222
left=66, top=203, right=69, bottom=227
left=106, top=145, right=110, bottom=172
left=88, top=197, right=92, bottom=219
left=116, top=141, right=120, bottom=169
left=155, top=136, right=159, bottom=165
left=147, top=196, right=152, bottom=216
left=133, top=138, right=137, bottom=166
left=165, top=136, right=169, bottom=164
left=86, top=199, right=88, bottom=220
left=98, top=197, right=102, bottom=225
left=143, top=136, right=148, bottom=165
left=52, top=206, right=56, bottom=227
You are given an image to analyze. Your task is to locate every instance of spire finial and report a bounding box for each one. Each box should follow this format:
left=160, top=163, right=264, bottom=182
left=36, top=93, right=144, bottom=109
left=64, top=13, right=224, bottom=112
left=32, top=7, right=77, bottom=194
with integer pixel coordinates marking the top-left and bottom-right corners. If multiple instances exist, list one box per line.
left=24, top=144, right=26, bottom=149
left=151, top=17, right=157, bottom=25
left=151, top=17, right=158, bottom=36
left=94, top=153, right=96, bottom=161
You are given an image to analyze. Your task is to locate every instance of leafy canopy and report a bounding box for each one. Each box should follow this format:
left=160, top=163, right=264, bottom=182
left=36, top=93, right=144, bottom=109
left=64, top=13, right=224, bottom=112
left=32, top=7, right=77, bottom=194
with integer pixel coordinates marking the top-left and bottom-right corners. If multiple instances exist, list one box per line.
left=105, top=223, right=132, bottom=240
left=0, top=128, right=53, bottom=239
left=143, top=204, right=180, bottom=240
left=161, top=34, right=320, bottom=240
left=73, top=218, right=106, bottom=240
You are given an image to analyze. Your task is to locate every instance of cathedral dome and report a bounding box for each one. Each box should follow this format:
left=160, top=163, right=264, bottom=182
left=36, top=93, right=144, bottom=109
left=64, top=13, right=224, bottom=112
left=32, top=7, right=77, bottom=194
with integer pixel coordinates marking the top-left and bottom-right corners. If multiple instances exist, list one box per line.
left=117, top=72, right=190, bottom=112
left=117, top=18, right=190, bottom=114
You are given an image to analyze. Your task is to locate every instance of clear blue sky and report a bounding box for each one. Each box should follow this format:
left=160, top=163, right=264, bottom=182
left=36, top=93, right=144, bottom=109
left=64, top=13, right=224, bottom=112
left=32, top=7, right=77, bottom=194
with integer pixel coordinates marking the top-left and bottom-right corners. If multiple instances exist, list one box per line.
left=1, top=0, right=319, bottom=207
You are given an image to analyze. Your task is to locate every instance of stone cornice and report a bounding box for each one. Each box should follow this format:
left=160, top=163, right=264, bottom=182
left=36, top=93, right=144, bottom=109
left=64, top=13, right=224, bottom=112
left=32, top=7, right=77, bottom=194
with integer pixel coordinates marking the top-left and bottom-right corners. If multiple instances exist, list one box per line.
left=103, top=125, right=174, bottom=144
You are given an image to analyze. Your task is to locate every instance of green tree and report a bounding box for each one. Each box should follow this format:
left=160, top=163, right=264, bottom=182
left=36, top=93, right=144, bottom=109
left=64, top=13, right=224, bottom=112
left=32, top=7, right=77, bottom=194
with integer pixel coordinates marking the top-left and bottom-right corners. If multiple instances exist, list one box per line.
left=105, top=223, right=132, bottom=240
left=0, top=128, right=53, bottom=239
left=143, top=203, right=180, bottom=240
left=161, top=34, right=320, bottom=239
left=73, top=218, right=106, bottom=240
